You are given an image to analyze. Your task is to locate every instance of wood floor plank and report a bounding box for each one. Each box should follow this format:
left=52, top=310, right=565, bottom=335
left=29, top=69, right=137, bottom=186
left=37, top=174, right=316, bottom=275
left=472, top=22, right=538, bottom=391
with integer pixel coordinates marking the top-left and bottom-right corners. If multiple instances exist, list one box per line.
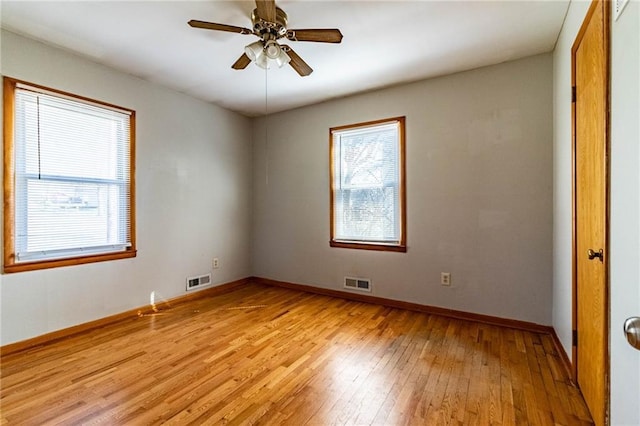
left=0, top=283, right=592, bottom=425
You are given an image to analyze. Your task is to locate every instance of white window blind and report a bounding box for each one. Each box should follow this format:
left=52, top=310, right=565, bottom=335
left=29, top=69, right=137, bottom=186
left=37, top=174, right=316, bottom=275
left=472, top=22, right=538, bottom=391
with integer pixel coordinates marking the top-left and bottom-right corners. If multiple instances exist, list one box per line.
left=332, top=120, right=401, bottom=244
left=13, top=85, right=132, bottom=262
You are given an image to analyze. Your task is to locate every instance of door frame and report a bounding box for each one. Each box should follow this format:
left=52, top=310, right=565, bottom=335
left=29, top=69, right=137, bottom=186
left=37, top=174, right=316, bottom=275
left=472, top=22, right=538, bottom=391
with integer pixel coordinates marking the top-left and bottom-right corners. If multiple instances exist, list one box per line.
left=571, top=0, right=611, bottom=421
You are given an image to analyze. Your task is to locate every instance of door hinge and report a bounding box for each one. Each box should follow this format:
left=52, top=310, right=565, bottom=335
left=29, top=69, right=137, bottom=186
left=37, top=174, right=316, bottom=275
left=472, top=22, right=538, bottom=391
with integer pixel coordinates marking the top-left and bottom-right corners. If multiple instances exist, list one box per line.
left=572, top=329, right=578, bottom=346
left=572, top=86, right=576, bottom=103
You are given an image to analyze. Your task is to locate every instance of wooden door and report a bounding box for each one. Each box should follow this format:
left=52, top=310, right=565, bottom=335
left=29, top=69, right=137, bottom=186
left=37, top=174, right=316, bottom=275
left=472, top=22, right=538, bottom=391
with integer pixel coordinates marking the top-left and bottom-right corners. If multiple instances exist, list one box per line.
left=572, top=1, right=610, bottom=425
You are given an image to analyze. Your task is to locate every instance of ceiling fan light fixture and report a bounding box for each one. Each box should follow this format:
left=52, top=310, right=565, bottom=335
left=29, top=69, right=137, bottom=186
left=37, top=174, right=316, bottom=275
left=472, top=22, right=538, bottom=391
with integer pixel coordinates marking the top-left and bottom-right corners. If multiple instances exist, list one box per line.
left=255, top=54, right=270, bottom=69
left=275, top=50, right=291, bottom=68
left=264, top=40, right=281, bottom=59
left=244, top=41, right=264, bottom=62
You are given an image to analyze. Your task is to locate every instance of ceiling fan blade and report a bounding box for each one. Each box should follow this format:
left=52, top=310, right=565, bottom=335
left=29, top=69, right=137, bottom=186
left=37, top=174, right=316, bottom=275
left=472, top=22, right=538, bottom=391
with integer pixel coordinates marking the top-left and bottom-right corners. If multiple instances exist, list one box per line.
left=255, top=0, right=277, bottom=22
left=232, top=53, right=252, bottom=70
left=188, top=20, right=253, bottom=35
left=282, top=45, right=313, bottom=77
left=286, top=29, right=343, bottom=43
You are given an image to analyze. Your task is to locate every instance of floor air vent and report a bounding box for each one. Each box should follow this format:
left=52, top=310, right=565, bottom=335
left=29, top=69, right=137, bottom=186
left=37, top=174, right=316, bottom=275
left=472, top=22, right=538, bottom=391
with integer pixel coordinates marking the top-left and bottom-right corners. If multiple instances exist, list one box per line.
left=186, top=274, right=212, bottom=291
left=344, top=277, right=371, bottom=292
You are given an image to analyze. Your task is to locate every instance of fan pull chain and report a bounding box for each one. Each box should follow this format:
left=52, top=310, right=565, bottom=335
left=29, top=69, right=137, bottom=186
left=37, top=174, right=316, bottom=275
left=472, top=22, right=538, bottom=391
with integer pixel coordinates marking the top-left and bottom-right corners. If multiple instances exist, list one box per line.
left=264, top=66, right=269, bottom=186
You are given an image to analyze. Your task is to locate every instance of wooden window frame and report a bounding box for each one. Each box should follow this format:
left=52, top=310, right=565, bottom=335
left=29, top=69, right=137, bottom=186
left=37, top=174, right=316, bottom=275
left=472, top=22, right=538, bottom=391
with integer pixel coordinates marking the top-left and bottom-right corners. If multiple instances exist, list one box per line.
left=3, top=77, right=137, bottom=273
left=329, top=116, right=407, bottom=253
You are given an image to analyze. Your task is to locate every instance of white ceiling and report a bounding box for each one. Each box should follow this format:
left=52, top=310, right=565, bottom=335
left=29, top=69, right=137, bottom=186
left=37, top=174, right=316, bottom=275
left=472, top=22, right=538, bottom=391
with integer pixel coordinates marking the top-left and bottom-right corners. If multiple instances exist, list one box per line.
left=1, top=1, right=569, bottom=117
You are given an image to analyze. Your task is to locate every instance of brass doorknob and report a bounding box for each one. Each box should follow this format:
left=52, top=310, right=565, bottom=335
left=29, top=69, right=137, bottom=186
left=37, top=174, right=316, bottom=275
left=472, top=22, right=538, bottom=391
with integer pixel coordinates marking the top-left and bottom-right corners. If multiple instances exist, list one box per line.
left=587, top=248, right=604, bottom=261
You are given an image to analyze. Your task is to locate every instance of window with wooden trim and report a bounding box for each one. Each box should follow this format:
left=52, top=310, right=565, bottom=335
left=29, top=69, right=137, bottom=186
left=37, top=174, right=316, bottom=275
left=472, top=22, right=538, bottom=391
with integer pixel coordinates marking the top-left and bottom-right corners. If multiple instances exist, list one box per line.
left=330, top=116, right=406, bottom=252
left=3, top=77, right=136, bottom=272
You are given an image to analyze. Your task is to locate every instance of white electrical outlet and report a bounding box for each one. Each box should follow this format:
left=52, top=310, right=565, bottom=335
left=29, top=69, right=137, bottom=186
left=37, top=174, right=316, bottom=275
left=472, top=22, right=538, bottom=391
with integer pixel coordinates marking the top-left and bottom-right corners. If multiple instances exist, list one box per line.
left=213, top=258, right=219, bottom=269
left=441, top=272, right=451, bottom=286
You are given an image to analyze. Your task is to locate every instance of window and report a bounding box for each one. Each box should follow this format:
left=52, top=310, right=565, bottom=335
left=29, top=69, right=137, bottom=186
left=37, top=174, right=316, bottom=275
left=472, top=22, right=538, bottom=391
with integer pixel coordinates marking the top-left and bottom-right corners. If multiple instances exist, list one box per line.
left=3, top=77, right=136, bottom=272
left=330, top=116, right=406, bottom=252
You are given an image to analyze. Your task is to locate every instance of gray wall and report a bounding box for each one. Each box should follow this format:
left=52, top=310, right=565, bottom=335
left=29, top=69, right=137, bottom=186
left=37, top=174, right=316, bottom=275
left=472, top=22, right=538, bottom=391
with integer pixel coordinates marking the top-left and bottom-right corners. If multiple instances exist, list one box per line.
left=0, top=31, right=254, bottom=346
left=252, top=54, right=554, bottom=325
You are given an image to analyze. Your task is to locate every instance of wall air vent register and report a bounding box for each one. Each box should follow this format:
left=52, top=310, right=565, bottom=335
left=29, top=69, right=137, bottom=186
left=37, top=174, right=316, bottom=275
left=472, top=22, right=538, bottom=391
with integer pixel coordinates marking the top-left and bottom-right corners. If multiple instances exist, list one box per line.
left=344, top=277, right=371, bottom=292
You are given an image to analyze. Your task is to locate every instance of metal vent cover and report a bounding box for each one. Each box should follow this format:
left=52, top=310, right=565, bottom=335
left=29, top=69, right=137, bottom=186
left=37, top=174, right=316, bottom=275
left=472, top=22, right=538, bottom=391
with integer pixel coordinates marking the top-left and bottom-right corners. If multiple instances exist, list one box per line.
left=344, top=276, right=371, bottom=292
left=186, top=273, right=212, bottom=291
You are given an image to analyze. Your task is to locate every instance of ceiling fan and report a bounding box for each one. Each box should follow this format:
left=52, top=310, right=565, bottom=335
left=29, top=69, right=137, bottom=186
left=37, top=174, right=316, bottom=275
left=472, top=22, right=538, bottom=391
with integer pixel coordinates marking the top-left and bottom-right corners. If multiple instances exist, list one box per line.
left=188, top=0, right=343, bottom=76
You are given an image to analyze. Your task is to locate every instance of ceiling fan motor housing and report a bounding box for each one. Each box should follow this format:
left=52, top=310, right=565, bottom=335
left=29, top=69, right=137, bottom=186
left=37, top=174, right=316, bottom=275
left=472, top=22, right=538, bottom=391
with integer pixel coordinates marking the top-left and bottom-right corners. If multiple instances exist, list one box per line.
left=251, top=7, right=288, bottom=39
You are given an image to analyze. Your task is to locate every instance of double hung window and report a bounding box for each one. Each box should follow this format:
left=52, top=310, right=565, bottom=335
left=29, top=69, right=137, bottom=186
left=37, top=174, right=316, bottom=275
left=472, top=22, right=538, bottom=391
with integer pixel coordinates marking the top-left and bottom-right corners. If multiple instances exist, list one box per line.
left=3, top=78, right=136, bottom=272
left=330, top=116, right=406, bottom=252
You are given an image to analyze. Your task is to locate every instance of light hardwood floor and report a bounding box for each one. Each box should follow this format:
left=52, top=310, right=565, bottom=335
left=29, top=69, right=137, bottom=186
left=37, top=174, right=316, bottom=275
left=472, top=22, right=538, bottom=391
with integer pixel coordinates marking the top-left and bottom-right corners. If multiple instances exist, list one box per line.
left=1, top=283, right=593, bottom=425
